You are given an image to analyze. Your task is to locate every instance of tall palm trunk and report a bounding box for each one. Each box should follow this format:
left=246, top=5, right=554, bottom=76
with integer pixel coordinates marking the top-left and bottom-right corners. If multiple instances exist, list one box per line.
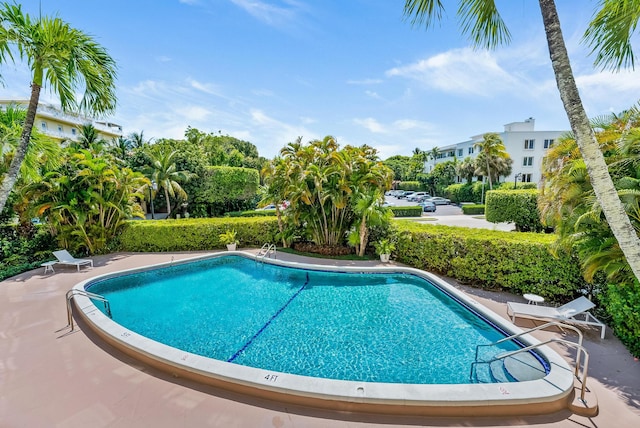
left=540, top=0, right=640, bottom=282
left=164, top=187, right=172, bottom=216
left=0, top=83, right=41, bottom=214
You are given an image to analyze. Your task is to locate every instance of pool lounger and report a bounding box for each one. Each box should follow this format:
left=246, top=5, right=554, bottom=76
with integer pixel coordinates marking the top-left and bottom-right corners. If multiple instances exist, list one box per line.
left=506, top=296, right=606, bottom=339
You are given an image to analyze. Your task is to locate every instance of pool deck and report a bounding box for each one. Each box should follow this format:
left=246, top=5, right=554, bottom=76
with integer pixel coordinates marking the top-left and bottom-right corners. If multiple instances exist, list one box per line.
left=1, top=250, right=639, bottom=427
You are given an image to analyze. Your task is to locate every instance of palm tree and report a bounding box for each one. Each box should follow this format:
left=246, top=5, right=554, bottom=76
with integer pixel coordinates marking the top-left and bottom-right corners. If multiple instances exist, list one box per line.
left=71, top=123, right=107, bottom=151
left=403, top=0, right=640, bottom=282
left=473, top=133, right=509, bottom=190
left=145, top=148, right=193, bottom=217
left=129, top=131, right=150, bottom=148
left=456, top=156, right=476, bottom=184
left=0, top=3, right=117, bottom=215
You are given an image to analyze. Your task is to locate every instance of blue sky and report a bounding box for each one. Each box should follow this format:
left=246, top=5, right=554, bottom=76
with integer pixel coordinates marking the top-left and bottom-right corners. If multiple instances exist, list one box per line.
left=3, top=1, right=640, bottom=159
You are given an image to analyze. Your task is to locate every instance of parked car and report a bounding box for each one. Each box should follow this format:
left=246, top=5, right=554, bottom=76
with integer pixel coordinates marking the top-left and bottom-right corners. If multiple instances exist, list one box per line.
left=407, top=192, right=430, bottom=202
left=382, top=201, right=395, bottom=207
left=419, top=200, right=436, bottom=212
left=397, top=191, right=415, bottom=199
left=426, top=196, right=451, bottom=205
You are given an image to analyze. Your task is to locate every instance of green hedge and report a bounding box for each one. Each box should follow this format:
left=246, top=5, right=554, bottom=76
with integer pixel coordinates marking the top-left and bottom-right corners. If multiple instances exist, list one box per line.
left=603, top=281, right=640, bottom=356
left=485, top=189, right=543, bottom=232
left=190, top=166, right=260, bottom=217
left=394, top=221, right=586, bottom=300
left=445, top=182, right=487, bottom=204
left=117, top=217, right=279, bottom=252
left=226, top=210, right=277, bottom=217
left=462, top=204, right=485, bottom=215
left=397, top=181, right=423, bottom=191
left=390, top=206, right=423, bottom=217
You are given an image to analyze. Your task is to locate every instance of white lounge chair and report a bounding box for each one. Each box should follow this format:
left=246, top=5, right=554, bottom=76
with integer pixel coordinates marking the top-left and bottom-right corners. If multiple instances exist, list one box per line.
left=507, top=296, right=606, bottom=339
left=52, top=250, right=93, bottom=271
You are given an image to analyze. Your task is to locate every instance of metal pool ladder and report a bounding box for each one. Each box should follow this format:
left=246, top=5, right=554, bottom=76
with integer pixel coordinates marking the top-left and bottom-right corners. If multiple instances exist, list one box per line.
left=62, top=289, right=112, bottom=331
left=470, top=321, right=591, bottom=404
left=256, top=243, right=277, bottom=262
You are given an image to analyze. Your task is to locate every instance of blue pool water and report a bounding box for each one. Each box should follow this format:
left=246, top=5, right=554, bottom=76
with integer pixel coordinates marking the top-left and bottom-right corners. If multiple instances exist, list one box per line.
left=87, top=256, right=523, bottom=384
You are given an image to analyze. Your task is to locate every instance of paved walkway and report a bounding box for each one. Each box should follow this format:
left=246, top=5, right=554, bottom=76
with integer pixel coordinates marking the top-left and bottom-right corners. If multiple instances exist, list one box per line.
left=1, top=251, right=639, bottom=427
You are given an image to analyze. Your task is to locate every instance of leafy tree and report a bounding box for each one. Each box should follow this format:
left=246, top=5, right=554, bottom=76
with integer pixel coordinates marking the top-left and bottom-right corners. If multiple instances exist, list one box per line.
left=430, top=160, right=457, bottom=195
left=383, top=155, right=412, bottom=181
left=0, top=3, right=117, bottom=214
left=403, top=0, right=640, bottom=283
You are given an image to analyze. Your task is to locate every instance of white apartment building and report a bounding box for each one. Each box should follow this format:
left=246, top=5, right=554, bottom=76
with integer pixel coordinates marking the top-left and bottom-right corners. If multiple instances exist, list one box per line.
left=427, top=117, right=568, bottom=185
left=0, top=99, right=123, bottom=142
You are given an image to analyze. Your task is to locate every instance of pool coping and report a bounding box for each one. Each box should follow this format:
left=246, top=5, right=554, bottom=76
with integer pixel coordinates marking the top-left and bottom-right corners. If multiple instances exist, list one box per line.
left=71, top=251, right=576, bottom=417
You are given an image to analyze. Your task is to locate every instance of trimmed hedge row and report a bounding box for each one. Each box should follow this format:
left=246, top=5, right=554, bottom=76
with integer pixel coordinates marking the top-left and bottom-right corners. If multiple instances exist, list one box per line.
left=461, top=204, right=485, bottom=215
left=390, top=206, right=423, bottom=217
left=397, top=181, right=423, bottom=191
left=226, top=210, right=277, bottom=217
left=117, top=217, right=279, bottom=252
left=394, top=221, right=586, bottom=300
left=485, top=189, right=543, bottom=232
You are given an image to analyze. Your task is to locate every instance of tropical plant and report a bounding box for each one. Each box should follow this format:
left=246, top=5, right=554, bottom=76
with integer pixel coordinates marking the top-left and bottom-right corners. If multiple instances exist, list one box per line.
left=402, top=0, right=640, bottom=283
left=144, top=148, right=194, bottom=217
left=473, top=133, right=510, bottom=190
left=374, top=238, right=396, bottom=256
left=352, top=187, right=392, bottom=256
left=0, top=2, right=117, bottom=215
left=456, top=156, right=477, bottom=185
left=270, top=136, right=392, bottom=250
left=218, top=229, right=238, bottom=245
left=24, top=147, right=146, bottom=254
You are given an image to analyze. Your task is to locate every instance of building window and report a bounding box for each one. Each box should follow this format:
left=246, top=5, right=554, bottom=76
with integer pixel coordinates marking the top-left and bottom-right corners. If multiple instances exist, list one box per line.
left=448, top=151, right=455, bottom=157
left=468, top=147, right=474, bottom=154
left=71, top=128, right=77, bottom=135
left=523, top=173, right=532, bottom=183
left=57, top=125, right=63, bottom=133
left=524, top=139, right=535, bottom=150
left=40, top=121, right=47, bottom=130
left=544, top=139, right=554, bottom=148
left=523, top=156, right=534, bottom=167
left=457, top=149, right=463, bottom=157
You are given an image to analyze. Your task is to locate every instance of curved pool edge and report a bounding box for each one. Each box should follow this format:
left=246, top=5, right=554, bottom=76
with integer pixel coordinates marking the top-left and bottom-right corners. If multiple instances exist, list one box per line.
left=71, top=251, right=576, bottom=417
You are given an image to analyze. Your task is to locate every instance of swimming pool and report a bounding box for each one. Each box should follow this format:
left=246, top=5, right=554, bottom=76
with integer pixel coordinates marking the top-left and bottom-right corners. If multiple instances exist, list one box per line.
left=72, top=252, right=575, bottom=416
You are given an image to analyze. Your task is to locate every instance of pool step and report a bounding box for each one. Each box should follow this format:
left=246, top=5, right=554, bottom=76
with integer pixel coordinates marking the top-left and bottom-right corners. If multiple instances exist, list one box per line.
left=503, top=353, right=546, bottom=381
left=473, top=353, right=546, bottom=384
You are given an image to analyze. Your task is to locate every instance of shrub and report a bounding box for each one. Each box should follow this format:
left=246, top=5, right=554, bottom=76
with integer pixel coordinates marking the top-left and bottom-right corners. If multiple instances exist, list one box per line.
left=226, top=209, right=277, bottom=217
left=190, top=166, right=260, bottom=217
left=603, top=281, right=640, bottom=357
left=394, top=221, right=586, bottom=300
left=445, top=182, right=487, bottom=204
left=397, top=181, right=422, bottom=191
left=390, top=206, right=423, bottom=217
left=485, top=189, right=543, bottom=232
left=462, top=204, right=485, bottom=215
left=0, top=224, right=57, bottom=280
left=117, top=217, right=279, bottom=252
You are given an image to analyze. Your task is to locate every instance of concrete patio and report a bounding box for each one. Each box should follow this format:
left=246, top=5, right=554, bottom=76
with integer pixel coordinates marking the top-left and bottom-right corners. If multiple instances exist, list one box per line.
left=1, top=251, right=638, bottom=427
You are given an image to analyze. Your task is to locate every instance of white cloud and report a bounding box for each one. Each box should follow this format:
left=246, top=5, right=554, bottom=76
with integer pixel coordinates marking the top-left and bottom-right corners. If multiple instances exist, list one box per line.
left=347, top=78, right=383, bottom=85
left=187, top=78, right=222, bottom=96
left=386, top=48, right=520, bottom=97
left=365, top=90, right=380, bottom=99
left=230, top=0, right=304, bottom=27
left=353, top=117, right=386, bottom=134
